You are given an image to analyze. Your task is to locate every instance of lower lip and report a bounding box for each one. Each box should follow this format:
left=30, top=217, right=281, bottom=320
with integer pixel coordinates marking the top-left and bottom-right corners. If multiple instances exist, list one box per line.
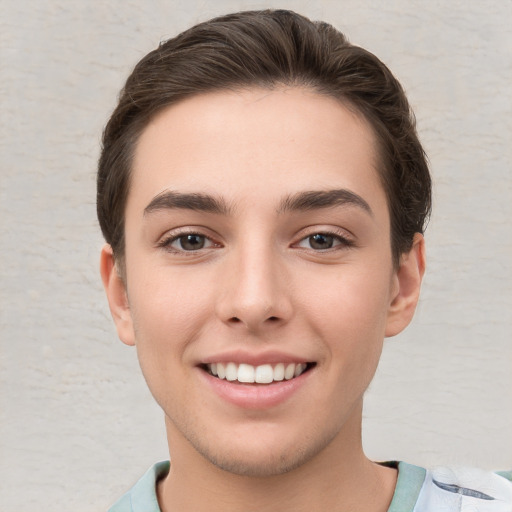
left=200, top=368, right=312, bottom=409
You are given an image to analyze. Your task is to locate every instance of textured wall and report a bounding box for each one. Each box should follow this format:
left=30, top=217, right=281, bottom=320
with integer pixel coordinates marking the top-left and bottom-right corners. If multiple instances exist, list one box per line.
left=1, top=1, right=511, bottom=510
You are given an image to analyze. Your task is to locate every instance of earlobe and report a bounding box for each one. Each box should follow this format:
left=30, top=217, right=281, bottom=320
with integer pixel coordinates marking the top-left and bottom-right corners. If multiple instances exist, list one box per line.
left=385, top=233, right=426, bottom=337
left=100, top=244, right=136, bottom=346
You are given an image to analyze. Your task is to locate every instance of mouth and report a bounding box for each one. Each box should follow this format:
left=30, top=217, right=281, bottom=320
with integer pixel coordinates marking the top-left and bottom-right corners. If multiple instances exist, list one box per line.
left=202, top=362, right=315, bottom=384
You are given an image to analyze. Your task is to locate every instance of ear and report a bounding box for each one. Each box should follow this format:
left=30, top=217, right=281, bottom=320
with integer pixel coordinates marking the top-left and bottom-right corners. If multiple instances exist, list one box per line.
left=385, top=233, right=426, bottom=337
left=100, top=244, right=136, bottom=346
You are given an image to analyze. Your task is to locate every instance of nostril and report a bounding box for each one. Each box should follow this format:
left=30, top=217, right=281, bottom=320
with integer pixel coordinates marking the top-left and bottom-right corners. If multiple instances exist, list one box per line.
left=268, top=316, right=279, bottom=322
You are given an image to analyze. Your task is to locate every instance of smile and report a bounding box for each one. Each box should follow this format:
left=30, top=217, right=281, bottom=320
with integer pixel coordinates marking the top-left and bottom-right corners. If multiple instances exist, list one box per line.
left=205, top=362, right=310, bottom=384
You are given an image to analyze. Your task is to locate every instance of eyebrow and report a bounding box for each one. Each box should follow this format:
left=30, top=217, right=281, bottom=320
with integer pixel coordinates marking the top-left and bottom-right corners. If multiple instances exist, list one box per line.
left=144, top=191, right=233, bottom=216
left=143, top=188, right=372, bottom=218
left=278, top=189, right=373, bottom=216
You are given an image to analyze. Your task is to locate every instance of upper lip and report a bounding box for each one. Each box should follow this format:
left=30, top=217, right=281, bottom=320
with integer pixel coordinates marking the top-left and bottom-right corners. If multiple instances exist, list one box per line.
left=199, top=349, right=312, bottom=366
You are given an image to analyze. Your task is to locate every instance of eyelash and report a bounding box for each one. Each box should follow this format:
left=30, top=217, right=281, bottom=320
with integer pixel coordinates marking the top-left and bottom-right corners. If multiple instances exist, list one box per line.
left=294, top=230, right=355, bottom=251
left=157, top=228, right=355, bottom=254
left=157, top=229, right=219, bottom=254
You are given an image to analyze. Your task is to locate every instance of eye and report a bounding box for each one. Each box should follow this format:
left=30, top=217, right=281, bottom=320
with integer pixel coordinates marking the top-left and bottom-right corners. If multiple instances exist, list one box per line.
left=161, top=232, right=216, bottom=252
left=174, top=234, right=208, bottom=251
left=296, top=232, right=353, bottom=251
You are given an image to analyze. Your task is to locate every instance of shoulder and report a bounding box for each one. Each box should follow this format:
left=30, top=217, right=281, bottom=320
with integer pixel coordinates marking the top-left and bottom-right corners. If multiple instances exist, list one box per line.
left=390, top=462, right=512, bottom=512
left=107, top=461, right=170, bottom=512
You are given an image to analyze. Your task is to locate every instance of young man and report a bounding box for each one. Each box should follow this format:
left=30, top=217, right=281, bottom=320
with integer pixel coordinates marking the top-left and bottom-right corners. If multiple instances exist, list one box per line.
left=98, top=9, right=512, bottom=512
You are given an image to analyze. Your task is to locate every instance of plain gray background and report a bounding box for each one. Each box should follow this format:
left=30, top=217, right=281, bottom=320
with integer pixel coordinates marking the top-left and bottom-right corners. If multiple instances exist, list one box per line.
left=1, top=1, right=511, bottom=510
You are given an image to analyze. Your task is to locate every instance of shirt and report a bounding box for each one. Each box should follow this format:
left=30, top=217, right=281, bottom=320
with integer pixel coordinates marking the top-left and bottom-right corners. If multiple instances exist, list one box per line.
left=108, top=460, right=512, bottom=512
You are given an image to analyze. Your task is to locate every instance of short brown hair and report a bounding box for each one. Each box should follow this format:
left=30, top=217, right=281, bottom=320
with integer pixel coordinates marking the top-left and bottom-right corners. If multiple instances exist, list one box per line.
left=97, top=9, right=431, bottom=268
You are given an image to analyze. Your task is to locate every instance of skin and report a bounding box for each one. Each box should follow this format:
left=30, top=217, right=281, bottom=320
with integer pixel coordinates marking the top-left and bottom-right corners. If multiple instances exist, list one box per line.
left=101, top=87, right=425, bottom=512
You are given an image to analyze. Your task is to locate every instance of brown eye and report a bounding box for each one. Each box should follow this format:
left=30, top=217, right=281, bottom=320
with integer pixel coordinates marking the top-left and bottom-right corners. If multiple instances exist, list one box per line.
left=308, top=234, right=334, bottom=250
left=296, top=232, right=353, bottom=251
left=172, top=234, right=208, bottom=251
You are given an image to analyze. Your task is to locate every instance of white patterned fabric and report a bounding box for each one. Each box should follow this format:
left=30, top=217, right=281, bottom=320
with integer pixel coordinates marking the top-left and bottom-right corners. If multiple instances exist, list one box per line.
left=412, top=466, right=512, bottom=512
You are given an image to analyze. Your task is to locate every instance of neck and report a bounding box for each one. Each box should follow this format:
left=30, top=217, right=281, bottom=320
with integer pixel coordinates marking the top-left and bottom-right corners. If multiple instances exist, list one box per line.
left=157, top=404, right=397, bottom=512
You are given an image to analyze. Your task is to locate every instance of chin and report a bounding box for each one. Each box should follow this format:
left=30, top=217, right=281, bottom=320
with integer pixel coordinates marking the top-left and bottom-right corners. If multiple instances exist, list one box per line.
left=186, top=424, right=340, bottom=478
left=201, top=446, right=311, bottom=477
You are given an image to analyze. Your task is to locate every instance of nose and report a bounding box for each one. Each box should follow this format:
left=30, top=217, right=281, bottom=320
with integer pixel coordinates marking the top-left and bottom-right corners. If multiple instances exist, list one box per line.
left=215, top=244, right=293, bottom=333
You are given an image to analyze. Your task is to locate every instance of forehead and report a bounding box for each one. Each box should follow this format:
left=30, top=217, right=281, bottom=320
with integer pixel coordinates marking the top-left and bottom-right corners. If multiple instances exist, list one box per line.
left=128, top=87, right=387, bottom=218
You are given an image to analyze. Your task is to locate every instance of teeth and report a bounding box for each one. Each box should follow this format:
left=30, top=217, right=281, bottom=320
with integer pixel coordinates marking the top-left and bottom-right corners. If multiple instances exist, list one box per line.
left=285, top=363, right=296, bottom=380
left=255, top=364, right=273, bottom=384
left=207, top=362, right=308, bottom=384
left=225, top=362, right=237, bottom=381
left=238, top=363, right=255, bottom=383
left=273, top=363, right=285, bottom=381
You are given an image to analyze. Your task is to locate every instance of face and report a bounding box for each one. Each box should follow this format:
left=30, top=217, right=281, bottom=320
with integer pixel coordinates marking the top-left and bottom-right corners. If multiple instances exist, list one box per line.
left=102, top=87, right=423, bottom=477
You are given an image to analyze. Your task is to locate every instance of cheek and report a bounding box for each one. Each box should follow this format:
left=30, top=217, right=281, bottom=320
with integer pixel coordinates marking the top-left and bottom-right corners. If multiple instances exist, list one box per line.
left=303, top=265, right=392, bottom=334
left=131, top=263, right=213, bottom=321
left=128, top=278, right=211, bottom=413
left=298, top=262, right=393, bottom=387
left=128, top=269, right=215, bottom=368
